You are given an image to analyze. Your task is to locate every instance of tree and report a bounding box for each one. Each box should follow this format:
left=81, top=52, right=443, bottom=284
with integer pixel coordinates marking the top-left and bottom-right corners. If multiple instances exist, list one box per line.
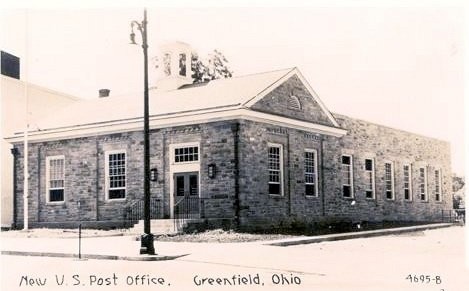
left=452, top=174, right=465, bottom=209
left=153, top=49, right=233, bottom=84
left=452, top=174, right=465, bottom=192
left=191, top=50, right=233, bottom=83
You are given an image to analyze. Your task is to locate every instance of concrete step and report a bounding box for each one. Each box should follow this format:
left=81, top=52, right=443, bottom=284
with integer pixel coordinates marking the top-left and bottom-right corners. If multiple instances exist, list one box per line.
left=129, top=218, right=204, bottom=235
left=131, top=219, right=178, bottom=235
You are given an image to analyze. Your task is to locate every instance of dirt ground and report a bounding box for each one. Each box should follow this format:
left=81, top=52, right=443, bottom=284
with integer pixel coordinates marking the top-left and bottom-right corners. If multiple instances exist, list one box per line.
left=0, top=228, right=296, bottom=242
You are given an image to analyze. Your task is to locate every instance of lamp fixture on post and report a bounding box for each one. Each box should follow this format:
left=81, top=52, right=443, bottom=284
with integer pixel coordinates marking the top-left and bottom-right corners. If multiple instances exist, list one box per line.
left=129, top=8, right=155, bottom=255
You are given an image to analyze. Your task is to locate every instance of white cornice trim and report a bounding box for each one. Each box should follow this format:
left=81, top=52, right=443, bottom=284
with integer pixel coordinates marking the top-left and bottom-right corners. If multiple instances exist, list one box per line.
left=5, top=108, right=346, bottom=143
left=242, top=68, right=295, bottom=107
left=294, top=69, right=340, bottom=128
left=241, top=110, right=346, bottom=137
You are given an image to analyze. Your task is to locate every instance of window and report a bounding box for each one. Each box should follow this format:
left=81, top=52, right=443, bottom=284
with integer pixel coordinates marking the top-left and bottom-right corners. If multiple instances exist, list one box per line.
left=174, top=146, right=199, bottom=163
left=287, top=95, right=301, bottom=110
left=179, top=53, right=186, bottom=76
left=403, top=164, right=412, bottom=201
left=163, top=53, right=171, bottom=76
left=341, top=155, right=353, bottom=198
left=46, top=156, right=65, bottom=202
left=364, top=159, right=375, bottom=199
left=268, top=144, right=283, bottom=195
left=418, top=167, right=427, bottom=201
left=106, top=151, right=126, bottom=200
left=384, top=162, right=394, bottom=200
left=435, top=169, right=442, bottom=202
left=305, top=150, right=318, bottom=197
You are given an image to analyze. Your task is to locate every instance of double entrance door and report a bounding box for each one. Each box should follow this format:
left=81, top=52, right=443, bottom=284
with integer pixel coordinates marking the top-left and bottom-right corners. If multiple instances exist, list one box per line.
left=173, top=172, right=200, bottom=217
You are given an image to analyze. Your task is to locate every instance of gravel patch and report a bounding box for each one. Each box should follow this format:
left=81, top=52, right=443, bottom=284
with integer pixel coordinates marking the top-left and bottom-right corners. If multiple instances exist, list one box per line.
left=155, top=229, right=298, bottom=243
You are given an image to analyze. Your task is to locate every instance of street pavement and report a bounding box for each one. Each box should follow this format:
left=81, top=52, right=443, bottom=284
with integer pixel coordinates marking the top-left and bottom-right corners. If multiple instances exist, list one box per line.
left=1, top=226, right=468, bottom=291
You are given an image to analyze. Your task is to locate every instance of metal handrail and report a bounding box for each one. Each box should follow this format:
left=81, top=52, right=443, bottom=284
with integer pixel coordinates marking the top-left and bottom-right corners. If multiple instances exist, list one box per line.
left=441, top=209, right=459, bottom=223
left=123, top=198, right=163, bottom=227
left=173, top=195, right=205, bottom=232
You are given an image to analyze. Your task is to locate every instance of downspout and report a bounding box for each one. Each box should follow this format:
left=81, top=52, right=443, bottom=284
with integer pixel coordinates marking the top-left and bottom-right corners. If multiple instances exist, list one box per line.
left=162, top=130, right=167, bottom=217
left=321, top=135, right=325, bottom=217
left=10, top=148, right=19, bottom=229
left=95, top=137, right=99, bottom=221
left=37, top=146, right=41, bottom=222
left=287, top=131, right=292, bottom=216
left=233, top=122, right=240, bottom=229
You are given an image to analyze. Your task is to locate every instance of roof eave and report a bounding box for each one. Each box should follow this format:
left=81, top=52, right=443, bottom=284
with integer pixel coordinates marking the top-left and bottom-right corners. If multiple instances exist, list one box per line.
left=5, top=108, right=346, bottom=143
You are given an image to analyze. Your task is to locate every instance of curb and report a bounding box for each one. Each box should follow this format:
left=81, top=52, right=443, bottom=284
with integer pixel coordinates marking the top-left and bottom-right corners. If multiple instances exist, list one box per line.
left=266, top=223, right=455, bottom=246
left=1, top=232, right=127, bottom=239
left=62, top=233, right=126, bottom=239
left=1, top=250, right=188, bottom=261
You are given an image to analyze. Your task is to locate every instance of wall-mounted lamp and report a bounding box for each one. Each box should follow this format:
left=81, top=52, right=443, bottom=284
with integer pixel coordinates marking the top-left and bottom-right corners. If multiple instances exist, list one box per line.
left=10, top=148, right=19, bottom=156
left=208, top=163, right=216, bottom=179
left=150, top=168, right=158, bottom=182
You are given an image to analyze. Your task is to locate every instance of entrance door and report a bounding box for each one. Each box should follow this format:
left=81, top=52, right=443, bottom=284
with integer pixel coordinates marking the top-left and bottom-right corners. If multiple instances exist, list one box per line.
left=173, top=172, right=199, bottom=217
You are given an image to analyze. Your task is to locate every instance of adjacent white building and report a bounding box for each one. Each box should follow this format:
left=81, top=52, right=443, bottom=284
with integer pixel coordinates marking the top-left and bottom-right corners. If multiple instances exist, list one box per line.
left=1, top=74, right=79, bottom=228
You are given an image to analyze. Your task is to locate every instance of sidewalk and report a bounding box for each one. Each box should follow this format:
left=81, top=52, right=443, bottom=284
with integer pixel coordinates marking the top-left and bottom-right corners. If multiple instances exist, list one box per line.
left=0, top=223, right=455, bottom=261
left=265, top=222, right=454, bottom=246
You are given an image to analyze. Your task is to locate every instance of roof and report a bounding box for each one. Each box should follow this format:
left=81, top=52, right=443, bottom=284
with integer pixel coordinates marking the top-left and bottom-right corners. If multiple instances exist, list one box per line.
left=7, top=67, right=345, bottom=142
left=34, top=68, right=295, bottom=130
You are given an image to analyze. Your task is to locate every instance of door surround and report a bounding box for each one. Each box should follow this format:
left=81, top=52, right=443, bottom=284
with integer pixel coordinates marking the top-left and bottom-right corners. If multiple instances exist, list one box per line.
left=168, top=142, right=201, bottom=218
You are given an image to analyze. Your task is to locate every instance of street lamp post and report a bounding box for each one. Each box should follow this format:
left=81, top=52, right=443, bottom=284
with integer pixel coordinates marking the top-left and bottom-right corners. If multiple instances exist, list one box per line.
left=130, top=8, right=155, bottom=255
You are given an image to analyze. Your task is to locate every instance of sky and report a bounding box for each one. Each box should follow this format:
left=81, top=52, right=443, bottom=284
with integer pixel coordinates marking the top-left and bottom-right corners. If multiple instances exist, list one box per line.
left=0, top=0, right=466, bottom=175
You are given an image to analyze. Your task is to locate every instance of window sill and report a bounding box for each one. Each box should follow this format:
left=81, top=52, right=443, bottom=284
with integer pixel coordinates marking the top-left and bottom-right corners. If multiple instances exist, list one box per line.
left=269, top=194, right=284, bottom=198
left=342, top=196, right=355, bottom=200
left=106, top=198, right=126, bottom=202
left=46, top=201, right=65, bottom=205
left=171, top=161, right=200, bottom=166
left=404, top=199, right=413, bottom=203
left=365, top=197, right=376, bottom=201
left=305, top=195, right=319, bottom=199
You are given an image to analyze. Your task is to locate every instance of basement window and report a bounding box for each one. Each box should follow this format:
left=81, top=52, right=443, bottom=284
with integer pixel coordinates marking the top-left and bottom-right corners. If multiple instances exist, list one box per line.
left=305, top=149, right=318, bottom=197
left=268, top=144, right=283, bottom=195
left=106, top=150, right=126, bottom=200
left=341, top=155, right=353, bottom=198
left=46, top=155, right=65, bottom=203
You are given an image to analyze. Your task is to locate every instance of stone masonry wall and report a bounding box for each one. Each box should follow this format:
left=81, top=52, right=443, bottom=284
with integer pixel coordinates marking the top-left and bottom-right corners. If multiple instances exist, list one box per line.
left=322, top=114, right=452, bottom=223
left=237, top=115, right=452, bottom=230
left=237, top=119, right=324, bottom=230
left=13, top=121, right=237, bottom=228
left=12, top=113, right=452, bottom=230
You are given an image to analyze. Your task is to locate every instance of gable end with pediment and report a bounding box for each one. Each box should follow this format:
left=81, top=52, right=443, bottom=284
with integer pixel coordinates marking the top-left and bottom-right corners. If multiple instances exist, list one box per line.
left=249, top=74, right=336, bottom=127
